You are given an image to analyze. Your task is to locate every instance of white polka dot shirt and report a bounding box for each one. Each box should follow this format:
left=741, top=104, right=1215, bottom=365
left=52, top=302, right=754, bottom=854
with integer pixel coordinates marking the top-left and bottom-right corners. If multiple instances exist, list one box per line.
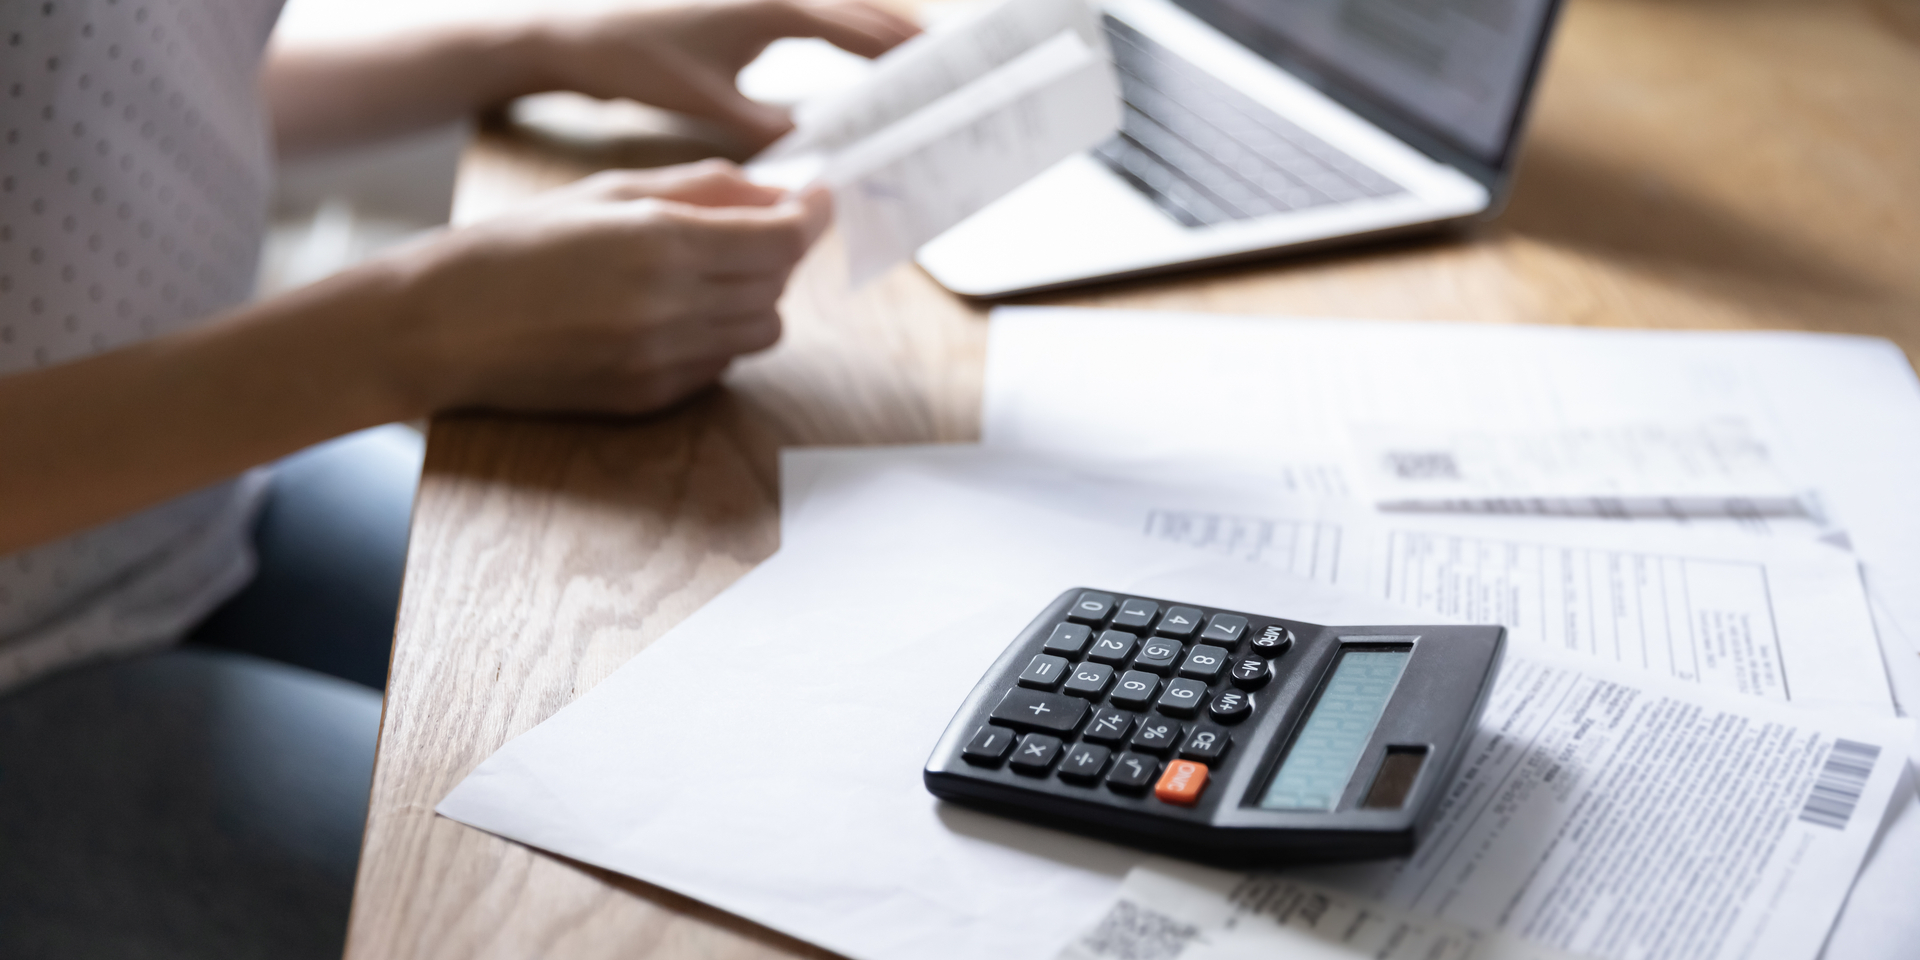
left=0, top=0, right=286, bottom=691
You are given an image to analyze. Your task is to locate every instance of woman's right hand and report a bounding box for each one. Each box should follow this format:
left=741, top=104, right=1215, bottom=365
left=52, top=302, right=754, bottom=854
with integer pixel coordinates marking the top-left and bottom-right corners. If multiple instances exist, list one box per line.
left=375, top=158, right=831, bottom=415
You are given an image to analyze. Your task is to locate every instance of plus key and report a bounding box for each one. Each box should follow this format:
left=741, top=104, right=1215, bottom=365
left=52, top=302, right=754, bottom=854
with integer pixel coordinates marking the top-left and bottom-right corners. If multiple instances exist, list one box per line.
left=988, top=687, right=1090, bottom=734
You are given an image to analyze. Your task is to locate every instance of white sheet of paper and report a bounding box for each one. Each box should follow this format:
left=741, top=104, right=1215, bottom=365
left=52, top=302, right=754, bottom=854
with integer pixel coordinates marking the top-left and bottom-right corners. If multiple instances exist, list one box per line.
left=1053, top=645, right=1914, bottom=960
left=979, top=307, right=1920, bottom=671
left=439, top=467, right=1435, bottom=960
left=1351, top=419, right=1805, bottom=518
left=1058, top=859, right=1582, bottom=960
left=748, top=0, right=1118, bottom=283
left=782, top=446, right=1893, bottom=715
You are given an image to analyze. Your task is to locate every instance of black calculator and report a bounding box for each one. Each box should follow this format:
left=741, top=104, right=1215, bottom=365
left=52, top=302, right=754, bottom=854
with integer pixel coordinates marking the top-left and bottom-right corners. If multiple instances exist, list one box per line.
left=924, top=588, right=1505, bottom=865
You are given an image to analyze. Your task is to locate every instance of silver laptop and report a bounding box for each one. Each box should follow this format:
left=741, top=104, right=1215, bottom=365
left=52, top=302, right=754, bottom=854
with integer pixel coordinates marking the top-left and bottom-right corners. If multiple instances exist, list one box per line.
left=916, top=0, right=1564, bottom=297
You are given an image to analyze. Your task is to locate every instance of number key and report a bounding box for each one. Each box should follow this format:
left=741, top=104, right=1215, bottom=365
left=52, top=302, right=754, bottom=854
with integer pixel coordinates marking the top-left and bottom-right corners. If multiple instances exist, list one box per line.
left=1087, top=630, right=1139, bottom=665
left=1133, top=638, right=1181, bottom=674
left=1177, top=644, right=1231, bottom=682
left=1063, top=661, right=1114, bottom=698
left=1156, top=678, right=1209, bottom=718
left=1109, top=670, right=1160, bottom=710
left=1067, top=591, right=1115, bottom=623
left=1201, top=614, right=1248, bottom=645
left=1018, top=654, right=1070, bottom=689
left=1112, top=598, right=1158, bottom=630
left=1154, top=606, right=1204, bottom=638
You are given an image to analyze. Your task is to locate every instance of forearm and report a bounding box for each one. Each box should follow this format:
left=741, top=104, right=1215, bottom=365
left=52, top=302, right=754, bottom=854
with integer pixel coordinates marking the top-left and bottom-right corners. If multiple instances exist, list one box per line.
left=264, top=21, right=558, bottom=158
left=0, top=266, right=422, bottom=554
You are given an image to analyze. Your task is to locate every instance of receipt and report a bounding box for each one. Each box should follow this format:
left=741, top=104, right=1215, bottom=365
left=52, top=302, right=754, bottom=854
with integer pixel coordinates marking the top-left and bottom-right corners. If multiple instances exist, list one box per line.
left=1055, top=651, right=1912, bottom=960
left=1059, top=860, right=1579, bottom=960
left=749, top=0, right=1119, bottom=284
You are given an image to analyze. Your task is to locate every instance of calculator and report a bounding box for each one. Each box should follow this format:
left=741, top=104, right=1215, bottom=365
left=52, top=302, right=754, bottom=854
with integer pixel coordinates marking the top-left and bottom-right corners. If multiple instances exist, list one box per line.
left=924, top=588, right=1505, bottom=864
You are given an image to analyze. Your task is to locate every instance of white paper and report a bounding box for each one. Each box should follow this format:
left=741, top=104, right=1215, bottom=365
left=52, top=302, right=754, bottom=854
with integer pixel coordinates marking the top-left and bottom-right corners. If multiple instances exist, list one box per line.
left=748, top=0, right=1119, bottom=283
left=980, top=307, right=1920, bottom=682
left=1287, top=651, right=1912, bottom=960
left=1351, top=419, right=1805, bottom=518
left=1058, top=859, right=1580, bottom=960
left=439, top=467, right=1436, bottom=960
left=1055, top=649, right=1913, bottom=960
left=782, top=446, right=1893, bottom=715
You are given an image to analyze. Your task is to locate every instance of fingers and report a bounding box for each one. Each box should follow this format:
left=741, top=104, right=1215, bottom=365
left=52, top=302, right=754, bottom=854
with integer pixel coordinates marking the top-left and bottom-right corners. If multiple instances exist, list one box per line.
left=578, top=160, right=787, bottom=208
left=780, top=0, right=921, bottom=58
left=652, top=190, right=831, bottom=276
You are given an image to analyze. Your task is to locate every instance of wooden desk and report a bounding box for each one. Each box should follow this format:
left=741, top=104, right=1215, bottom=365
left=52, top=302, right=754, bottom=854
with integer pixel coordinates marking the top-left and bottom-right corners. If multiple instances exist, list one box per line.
left=343, top=1, right=1920, bottom=956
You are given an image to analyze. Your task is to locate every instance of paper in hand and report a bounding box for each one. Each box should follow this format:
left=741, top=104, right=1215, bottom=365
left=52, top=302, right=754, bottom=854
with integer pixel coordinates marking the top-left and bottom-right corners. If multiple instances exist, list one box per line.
left=749, top=0, right=1121, bottom=284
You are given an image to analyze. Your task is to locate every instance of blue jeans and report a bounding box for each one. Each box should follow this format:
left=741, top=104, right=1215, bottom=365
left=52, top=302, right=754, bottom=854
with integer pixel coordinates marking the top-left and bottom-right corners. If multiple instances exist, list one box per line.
left=0, top=426, right=422, bottom=959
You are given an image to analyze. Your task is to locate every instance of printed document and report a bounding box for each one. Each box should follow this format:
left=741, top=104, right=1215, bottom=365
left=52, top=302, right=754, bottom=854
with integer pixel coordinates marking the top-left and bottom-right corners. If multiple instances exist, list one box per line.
left=1063, top=652, right=1913, bottom=960
left=1058, top=860, right=1579, bottom=960
left=439, top=458, right=1912, bottom=960
left=750, top=0, right=1119, bottom=283
left=783, top=446, right=1893, bottom=714
left=980, top=307, right=1920, bottom=678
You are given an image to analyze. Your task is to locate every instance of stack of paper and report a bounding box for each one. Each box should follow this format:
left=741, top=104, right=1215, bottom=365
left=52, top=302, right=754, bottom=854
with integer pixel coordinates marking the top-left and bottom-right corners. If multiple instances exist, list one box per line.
left=438, top=307, right=1920, bottom=960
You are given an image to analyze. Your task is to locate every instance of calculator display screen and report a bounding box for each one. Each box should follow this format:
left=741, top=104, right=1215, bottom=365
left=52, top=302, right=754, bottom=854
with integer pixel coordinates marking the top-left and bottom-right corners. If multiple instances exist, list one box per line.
left=1258, top=648, right=1412, bottom=811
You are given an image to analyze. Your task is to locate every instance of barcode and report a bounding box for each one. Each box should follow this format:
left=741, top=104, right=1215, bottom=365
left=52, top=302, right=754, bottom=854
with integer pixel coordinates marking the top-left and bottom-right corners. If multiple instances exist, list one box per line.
left=1069, top=899, right=1200, bottom=960
left=1799, top=739, right=1880, bottom=830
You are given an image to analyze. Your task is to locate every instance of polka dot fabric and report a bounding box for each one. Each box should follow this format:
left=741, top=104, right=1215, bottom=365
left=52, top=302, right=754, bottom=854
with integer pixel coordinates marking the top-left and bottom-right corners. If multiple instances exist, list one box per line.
left=0, top=0, right=286, bottom=691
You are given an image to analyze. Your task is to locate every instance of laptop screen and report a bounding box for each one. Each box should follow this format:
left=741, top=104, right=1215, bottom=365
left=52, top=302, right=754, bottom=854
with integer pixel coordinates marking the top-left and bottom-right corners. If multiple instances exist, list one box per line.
left=1175, top=0, right=1558, bottom=168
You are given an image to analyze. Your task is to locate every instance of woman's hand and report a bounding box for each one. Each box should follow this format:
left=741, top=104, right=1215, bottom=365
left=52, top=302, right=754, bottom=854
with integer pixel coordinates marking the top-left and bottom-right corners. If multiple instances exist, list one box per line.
left=380, top=159, right=832, bottom=414
left=529, top=0, right=921, bottom=148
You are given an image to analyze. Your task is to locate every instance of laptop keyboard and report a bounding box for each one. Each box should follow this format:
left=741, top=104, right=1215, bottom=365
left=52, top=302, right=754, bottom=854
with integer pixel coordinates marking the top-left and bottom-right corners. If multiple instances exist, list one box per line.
left=1094, top=17, right=1407, bottom=228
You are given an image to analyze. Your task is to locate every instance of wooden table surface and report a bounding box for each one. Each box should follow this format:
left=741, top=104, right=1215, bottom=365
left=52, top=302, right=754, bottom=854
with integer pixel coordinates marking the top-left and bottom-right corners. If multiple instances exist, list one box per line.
left=342, top=1, right=1920, bottom=956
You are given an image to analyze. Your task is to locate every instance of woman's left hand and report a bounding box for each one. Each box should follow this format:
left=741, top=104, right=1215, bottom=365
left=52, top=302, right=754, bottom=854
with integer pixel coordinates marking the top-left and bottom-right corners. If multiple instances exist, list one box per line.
left=531, top=0, right=920, bottom=149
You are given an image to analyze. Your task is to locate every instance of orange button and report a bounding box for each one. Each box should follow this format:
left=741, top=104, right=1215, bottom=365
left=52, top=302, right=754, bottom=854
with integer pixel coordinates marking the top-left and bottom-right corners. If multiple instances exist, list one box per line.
left=1154, top=759, right=1209, bottom=805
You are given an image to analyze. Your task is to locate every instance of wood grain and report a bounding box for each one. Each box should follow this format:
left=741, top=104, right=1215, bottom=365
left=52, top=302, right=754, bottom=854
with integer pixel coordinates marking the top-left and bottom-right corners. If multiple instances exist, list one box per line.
left=343, top=1, right=1920, bottom=957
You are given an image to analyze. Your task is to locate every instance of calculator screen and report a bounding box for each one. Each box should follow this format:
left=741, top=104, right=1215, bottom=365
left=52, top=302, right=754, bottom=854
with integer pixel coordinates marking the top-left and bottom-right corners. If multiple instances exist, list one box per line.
left=1258, top=647, right=1412, bottom=811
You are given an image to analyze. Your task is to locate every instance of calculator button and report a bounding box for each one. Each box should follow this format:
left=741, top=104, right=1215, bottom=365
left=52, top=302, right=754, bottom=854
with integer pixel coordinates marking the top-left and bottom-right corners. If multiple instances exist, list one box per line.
left=961, top=726, right=1016, bottom=765
left=1131, top=717, right=1183, bottom=754
left=1209, top=688, right=1253, bottom=724
left=1109, top=670, right=1161, bottom=711
left=1018, top=654, right=1071, bottom=690
left=1087, top=630, right=1139, bottom=665
left=1106, top=752, right=1159, bottom=793
left=1179, top=726, right=1230, bottom=763
left=1154, top=760, right=1209, bottom=806
left=1250, top=623, right=1294, bottom=656
left=1083, top=707, right=1137, bottom=745
left=1177, top=645, right=1232, bottom=682
left=1156, top=678, right=1209, bottom=718
left=1057, top=743, right=1112, bottom=784
left=1154, top=606, right=1204, bottom=638
left=1043, top=622, right=1093, bottom=655
left=1067, top=591, right=1116, bottom=624
left=1201, top=614, right=1248, bottom=645
left=1063, top=661, right=1115, bottom=698
left=1009, top=734, right=1064, bottom=775
left=1112, top=599, right=1158, bottom=631
left=1230, top=656, right=1272, bottom=689
left=1133, top=638, right=1182, bottom=674
left=989, top=688, right=1089, bottom=734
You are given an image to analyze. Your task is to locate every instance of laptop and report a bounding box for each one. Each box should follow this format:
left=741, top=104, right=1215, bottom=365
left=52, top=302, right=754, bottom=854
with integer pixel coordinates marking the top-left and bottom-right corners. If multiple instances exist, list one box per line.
left=915, top=0, right=1564, bottom=297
